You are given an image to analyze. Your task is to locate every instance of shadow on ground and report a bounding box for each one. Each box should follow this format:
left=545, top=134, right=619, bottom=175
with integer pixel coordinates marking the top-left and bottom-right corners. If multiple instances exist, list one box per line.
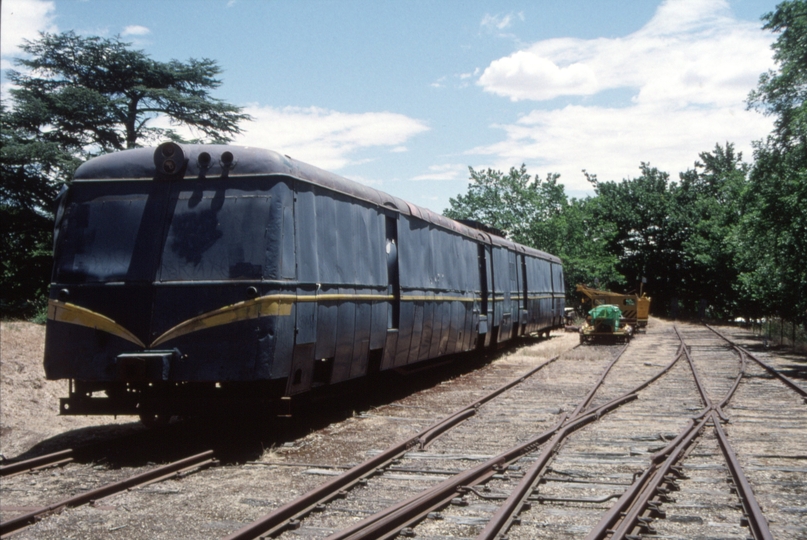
left=5, top=335, right=564, bottom=469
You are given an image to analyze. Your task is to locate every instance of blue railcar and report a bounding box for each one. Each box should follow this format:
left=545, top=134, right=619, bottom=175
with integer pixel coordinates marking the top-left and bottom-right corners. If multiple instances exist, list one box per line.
left=45, top=143, right=565, bottom=421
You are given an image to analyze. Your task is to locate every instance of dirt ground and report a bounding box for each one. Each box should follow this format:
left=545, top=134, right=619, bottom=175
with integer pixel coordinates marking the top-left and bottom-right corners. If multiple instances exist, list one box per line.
left=0, top=322, right=135, bottom=460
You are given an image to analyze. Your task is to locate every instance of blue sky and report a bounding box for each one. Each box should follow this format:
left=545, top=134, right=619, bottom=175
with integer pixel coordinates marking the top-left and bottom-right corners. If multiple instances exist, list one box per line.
left=1, top=0, right=779, bottom=213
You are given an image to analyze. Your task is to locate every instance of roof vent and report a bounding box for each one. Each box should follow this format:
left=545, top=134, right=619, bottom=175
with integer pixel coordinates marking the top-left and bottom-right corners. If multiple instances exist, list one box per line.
left=220, top=151, right=236, bottom=168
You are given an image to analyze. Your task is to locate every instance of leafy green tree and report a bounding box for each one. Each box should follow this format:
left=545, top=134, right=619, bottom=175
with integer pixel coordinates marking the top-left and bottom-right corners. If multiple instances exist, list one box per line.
left=554, top=197, right=623, bottom=294
left=8, top=31, right=250, bottom=153
left=586, top=164, right=685, bottom=315
left=735, top=146, right=807, bottom=322
left=743, top=0, right=807, bottom=325
left=1, top=32, right=250, bottom=318
left=444, top=165, right=621, bottom=296
left=748, top=0, right=807, bottom=148
left=676, top=143, right=748, bottom=318
left=444, top=165, right=546, bottom=246
left=1, top=101, right=80, bottom=317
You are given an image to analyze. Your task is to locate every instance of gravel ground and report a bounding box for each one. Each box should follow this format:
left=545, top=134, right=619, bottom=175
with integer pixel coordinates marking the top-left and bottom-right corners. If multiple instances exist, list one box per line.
left=2, top=319, right=804, bottom=539
left=0, top=321, right=578, bottom=539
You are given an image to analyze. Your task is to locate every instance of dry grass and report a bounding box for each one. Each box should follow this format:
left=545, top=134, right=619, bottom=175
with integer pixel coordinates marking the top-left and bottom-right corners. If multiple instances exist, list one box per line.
left=0, top=322, right=129, bottom=459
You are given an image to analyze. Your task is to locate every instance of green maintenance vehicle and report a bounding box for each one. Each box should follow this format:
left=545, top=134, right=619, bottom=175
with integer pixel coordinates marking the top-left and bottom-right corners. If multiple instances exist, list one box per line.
left=579, top=304, right=633, bottom=344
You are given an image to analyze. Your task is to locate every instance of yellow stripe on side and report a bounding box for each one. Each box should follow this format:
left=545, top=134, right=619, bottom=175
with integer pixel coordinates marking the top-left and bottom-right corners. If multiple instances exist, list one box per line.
left=303, top=293, right=394, bottom=302
left=402, top=295, right=475, bottom=303
left=151, top=294, right=296, bottom=347
left=47, top=300, right=146, bottom=348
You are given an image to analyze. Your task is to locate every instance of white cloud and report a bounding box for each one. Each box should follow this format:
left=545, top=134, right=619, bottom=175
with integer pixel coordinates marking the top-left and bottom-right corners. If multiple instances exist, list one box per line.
left=411, top=163, right=468, bottom=182
left=122, top=25, right=150, bottom=36
left=1, top=0, right=57, bottom=64
left=472, top=0, right=775, bottom=192
left=481, top=12, right=524, bottom=33
left=478, top=0, right=770, bottom=105
left=480, top=50, right=599, bottom=101
left=472, top=103, right=771, bottom=192
left=481, top=13, right=513, bottom=31
left=234, top=105, right=429, bottom=170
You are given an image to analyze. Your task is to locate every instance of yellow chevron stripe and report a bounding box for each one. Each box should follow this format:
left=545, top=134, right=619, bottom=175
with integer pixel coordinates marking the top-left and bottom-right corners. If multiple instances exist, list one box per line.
left=52, top=290, right=564, bottom=348
left=47, top=300, right=146, bottom=348
left=151, top=294, right=296, bottom=347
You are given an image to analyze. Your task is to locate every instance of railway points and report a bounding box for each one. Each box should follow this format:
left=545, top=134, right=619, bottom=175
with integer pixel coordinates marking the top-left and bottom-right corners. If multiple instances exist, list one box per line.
left=2, top=318, right=804, bottom=539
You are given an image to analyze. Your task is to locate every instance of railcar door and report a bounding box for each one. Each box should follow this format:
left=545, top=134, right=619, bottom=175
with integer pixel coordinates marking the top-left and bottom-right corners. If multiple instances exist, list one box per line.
left=552, top=262, right=566, bottom=327
left=382, top=215, right=401, bottom=369
left=519, top=254, right=528, bottom=336
left=477, top=243, right=493, bottom=348
left=507, top=249, right=519, bottom=340
left=490, top=246, right=513, bottom=344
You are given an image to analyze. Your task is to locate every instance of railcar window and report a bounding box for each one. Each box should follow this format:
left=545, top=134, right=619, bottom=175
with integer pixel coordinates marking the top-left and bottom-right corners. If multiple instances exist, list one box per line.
left=54, top=193, right=150, bottom=283
left=159, top=190, right=274, bottom=281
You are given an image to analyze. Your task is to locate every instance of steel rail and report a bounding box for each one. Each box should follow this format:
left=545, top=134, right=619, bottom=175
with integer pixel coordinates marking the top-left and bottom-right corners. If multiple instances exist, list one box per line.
left=321, top=415, right=568, bottom=540
left=598, top=326, right=736, bottom=539
left=461, top=485, right=623, bottom=503
left=570, top=343, right=629, bottom=418
left=0, top=450, right=215, bottom=537
left=718, top=349, right=747, bottom=410
left=327, top=393, right=639, bottom=540
left=1, top=418, right=182, bottom=479
left=711, top=410, right=774, bottom=540
left=583, top=413, right=697, bottom=540
left=674, top=326, right=714, bottom=410
left=222, top=353, right=563, bottom=540
left=705, top=324, right=807, bottom=400
left=476, top=425, right=572, bottom=540
left=477, top=337, right=688, bottom=540
left=478, top=344, right=630, bottom=540
left=600, top=325, right=773, bottom=540
left=0, top=449, right=74, bottom=478
left=604, top=414, right=711, bottom=539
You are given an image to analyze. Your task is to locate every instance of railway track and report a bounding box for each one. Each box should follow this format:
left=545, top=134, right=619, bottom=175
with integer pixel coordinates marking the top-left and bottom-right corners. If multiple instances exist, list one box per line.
left=0, top=451, right=216, bottom=537
left=1, top=321, right=804, bottom=539
left=224, top=335, right=650, bottom=539
left=226, top=320, right=806, bottom=540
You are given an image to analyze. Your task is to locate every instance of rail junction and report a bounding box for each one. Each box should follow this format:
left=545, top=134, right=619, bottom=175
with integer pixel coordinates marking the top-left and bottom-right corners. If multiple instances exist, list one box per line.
left=0, top=319, right=805, bottom=539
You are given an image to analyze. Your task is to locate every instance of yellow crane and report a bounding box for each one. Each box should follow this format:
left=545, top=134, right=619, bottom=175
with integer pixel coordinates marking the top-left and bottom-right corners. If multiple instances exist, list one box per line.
left=576, top=284, right=651, bottom=331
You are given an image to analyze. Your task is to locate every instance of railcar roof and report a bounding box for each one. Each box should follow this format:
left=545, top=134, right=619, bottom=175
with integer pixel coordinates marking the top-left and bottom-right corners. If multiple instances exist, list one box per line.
left=73, top=144, right=561, bottom=263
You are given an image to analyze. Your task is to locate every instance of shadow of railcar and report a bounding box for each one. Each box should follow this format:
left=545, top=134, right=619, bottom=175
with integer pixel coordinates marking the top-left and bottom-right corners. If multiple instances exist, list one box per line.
left=5, top=335, right=562, bottom=468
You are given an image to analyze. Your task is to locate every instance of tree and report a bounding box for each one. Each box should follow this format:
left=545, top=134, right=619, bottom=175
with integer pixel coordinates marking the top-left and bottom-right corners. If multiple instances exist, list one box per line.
left=1, top=32, right=250, bottom=318
left=444, top=165, right=545, bottom=246
left=8, top=32, right=250, bottom=153
left=553, top=197, right=623, bottom=295
left=586, top=164, right=685, bottom=315
left=743, top=0, right=807, bottom=325
left=747, top=0, right=807, bottom=148
left=444, top=165, right=621, bottom=297
left=676, top=143, right=748, bottom=318
left=735, top=144, right=807, bottom=323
